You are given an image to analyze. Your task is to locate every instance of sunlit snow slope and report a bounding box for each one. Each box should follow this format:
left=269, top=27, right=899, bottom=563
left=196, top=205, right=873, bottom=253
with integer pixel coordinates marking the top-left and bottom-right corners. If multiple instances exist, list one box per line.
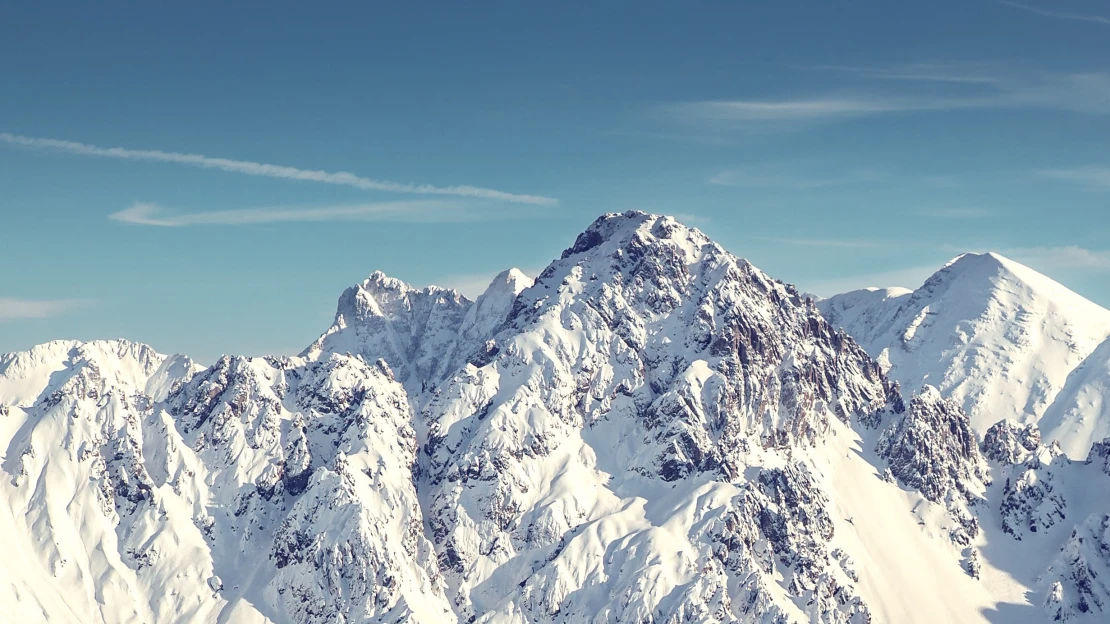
left=820, top=252, right=1110, bottom=459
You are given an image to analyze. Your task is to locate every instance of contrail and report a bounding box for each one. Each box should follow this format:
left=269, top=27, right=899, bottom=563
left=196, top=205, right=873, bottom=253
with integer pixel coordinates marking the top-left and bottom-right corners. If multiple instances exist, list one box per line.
left=109, top=200, right=474, bottom=226
left=0, top=132, right=558, bottom=206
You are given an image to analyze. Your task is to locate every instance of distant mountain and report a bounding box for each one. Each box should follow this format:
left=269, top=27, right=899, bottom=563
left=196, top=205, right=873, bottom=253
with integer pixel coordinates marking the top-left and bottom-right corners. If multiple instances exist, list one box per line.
left=820, top=252, right=1110, bottom=459
left=2, top=214, right=1110, bottom=623
left=303, top=268, right=533, bottom=395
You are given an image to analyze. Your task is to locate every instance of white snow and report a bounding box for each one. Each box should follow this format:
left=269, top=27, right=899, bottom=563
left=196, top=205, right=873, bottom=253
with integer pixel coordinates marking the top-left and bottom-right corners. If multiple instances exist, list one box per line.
left=820, top=252, right=1110, bottom=459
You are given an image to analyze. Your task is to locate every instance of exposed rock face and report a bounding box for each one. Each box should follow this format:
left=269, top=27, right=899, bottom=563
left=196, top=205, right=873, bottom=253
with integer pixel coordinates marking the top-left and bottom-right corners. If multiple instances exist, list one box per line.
left=874, top=385, right=989, bottom=549
left=1086, top=439, right=1110, bottom=476
left=993, top=433, right=1069, bottom=541
left=1039, top=514, right=1110, bottom=622
left=876, top=385, right=988, bottom=506
left=982, top=420, right=1043, bottom=466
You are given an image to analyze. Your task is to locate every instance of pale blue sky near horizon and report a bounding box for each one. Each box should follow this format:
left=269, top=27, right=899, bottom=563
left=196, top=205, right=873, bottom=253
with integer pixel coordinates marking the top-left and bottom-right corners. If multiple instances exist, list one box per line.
left=2, top=1, right=1109, bottom=363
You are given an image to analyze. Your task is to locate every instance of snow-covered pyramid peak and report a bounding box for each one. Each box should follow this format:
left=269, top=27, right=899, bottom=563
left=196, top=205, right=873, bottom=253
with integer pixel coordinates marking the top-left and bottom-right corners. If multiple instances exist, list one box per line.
left=482, top=267, right=533, bottom=296
left=820, top=251, right=1110, bottom=456
left=921, top=252, right=1104, bottom=318
left=452, top=268, right=533, bottom=361
left=940, top=250, right=1007, bottom=271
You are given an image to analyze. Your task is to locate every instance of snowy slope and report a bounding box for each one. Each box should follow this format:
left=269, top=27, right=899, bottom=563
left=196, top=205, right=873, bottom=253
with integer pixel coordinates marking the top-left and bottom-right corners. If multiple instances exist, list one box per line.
left=3, top=214, right=1110, bottom=623
left=0, top=342, right=452, bottom=624
left=1039, top=337, right=1110, bottom=459
left=819, top=252, right=1110, bottom=458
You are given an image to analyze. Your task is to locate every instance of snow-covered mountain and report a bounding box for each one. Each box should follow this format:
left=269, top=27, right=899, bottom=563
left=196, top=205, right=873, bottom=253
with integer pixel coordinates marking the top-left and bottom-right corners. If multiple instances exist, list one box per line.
left=819, top=252, right=1110, bottom=459
left=304, top=268, right=533, bottom=395
left=3, top=213, right=1110, bottom=623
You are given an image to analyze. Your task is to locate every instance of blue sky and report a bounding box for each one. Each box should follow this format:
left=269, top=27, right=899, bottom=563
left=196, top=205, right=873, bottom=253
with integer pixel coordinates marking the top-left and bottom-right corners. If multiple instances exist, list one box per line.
left=2, top=1, right=1109, bottom=362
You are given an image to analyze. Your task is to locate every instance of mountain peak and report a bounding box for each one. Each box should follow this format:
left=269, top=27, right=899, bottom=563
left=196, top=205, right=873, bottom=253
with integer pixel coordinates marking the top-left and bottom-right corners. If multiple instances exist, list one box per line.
left=560, top=210, right=711, bottom=260
left=923, top=251, right=1107, bottom=322
left=942, top=251, right=1008, bottom=269
left=361, top=269, right=410, bottom=293
left=821, top=249, right=1110, bottom=452
left=0, top=338, right=198, bottom=408
left=928, top=251, right=1012, bottom=290
left=360, top=270, right=465, bottom=300
left=486, top=267, right=533, bottom=294
left=308, top=269, right=533, bottom=391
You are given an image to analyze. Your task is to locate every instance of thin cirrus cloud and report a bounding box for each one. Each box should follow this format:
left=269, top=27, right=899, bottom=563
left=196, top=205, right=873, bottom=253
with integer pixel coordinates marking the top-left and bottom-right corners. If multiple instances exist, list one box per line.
left=664, top=64, right=1110, bottom=126
left=667, top=93, right=992, bottom=124
left=1004, top=246, right=1110, bottom=271
left=670, top=97, right=930, bottom=123
left=996, top=0, right=1110, bottom=26
left=0, top=298, right=88, bottom=322
left=0, top=132, right=558, bottom=206
left=708, top=164, right=961, bottom=190
left=109, top=200, right=485, bottom=227
left=1037, top=166, right=1110, bottom=190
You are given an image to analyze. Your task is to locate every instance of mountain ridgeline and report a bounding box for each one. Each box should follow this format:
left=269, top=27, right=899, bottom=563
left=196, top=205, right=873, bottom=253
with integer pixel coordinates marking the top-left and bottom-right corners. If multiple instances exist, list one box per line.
left=2, top=212, right=1110, bottom=623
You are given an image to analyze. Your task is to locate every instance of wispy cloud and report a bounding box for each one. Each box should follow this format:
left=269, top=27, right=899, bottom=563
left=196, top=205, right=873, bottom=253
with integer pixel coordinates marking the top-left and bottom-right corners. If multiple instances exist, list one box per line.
left=0, top=132, right=557, bottom=206
left=0, top=298, right=88, bottom=321
left=670, top=96, right=914, bottom=122
left=709, top=164, right=962, bottom=189
left=1037, top=166, right=1110, bottom=190
left=109, top=200, right=491, bottom=227
left=665, top=64, right=1110, bottom=127
left=670, top=97, right=936, bottom=123
left=997, top=0, right=1110, bottom=26
left=1004, top=246, right=1110, bottom=271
